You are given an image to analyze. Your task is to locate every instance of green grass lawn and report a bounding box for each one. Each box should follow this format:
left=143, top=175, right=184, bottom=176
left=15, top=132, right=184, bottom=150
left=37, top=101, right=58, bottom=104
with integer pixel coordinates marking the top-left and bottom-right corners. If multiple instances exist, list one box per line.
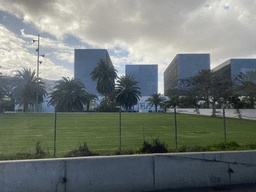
left=0, top=112, right=255, bottom=157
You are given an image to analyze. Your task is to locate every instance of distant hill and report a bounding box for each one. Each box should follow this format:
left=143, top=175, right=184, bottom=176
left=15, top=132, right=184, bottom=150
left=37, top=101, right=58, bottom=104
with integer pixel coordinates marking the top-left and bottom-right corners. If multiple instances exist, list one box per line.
left=42, top=79, right=57, bottom=93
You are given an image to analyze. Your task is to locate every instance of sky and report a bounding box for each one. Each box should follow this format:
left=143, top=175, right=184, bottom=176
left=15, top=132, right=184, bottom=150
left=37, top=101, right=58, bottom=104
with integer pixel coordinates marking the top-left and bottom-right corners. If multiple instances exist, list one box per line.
left=0, top=0, right=255, bottom=94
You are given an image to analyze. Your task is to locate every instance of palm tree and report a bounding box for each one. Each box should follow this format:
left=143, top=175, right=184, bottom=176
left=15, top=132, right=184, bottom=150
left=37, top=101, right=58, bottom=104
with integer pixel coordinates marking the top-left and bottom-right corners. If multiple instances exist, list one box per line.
left=48, top=77, right=87, bottom=112
left=146, top=93, right=166, bottom=113
left=0, top=76, right=5, bottom=112
left=236, top=70, right=256, bottom=108
left=0, top=75, right=5, bottom=102
left=85, top=92, right=98, bottom=111
left=90, top=58, right=117, bottom=97
left=15, top=68, right=46, bottom=112
left=191, top=69, right=214, bottom=108
left=116, top=75, right=141, bottom=111
left=190, top=69, right=232, bottom=116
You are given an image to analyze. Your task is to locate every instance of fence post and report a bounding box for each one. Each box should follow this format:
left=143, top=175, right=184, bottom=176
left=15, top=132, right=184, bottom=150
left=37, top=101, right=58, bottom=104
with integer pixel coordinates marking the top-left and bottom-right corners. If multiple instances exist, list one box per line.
left=174, top=107, right=177, bottom=149
left=223, top=107, right=226, bottom=142
left=119, top=106, right=122, bottom=152
left=54, top=110, right=57, bottom=157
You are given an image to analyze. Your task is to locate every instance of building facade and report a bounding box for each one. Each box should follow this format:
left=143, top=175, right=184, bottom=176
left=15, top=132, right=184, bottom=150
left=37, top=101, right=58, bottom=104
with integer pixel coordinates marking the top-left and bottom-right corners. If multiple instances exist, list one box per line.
left=74, top=49, right=113, bottom=95
left=164, top=54, right=210, bottom=95
left=125, top=65, right=158, bottom=96
left=212, top=59, right=256, bottom=80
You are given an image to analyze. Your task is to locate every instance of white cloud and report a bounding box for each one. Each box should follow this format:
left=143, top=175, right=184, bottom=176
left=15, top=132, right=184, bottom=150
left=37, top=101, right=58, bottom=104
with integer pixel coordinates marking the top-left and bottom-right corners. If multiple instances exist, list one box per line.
left=0, top=24, right=73, bottom=80
left=53, top=51, right=74, bottom=63
left=21, top=29, right=74, bottom=57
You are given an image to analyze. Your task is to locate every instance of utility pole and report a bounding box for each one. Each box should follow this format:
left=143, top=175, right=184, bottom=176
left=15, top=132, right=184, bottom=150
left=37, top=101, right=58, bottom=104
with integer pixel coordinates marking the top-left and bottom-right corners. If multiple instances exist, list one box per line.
left=174, top=107, right=177, bottom=149
left=33, top=35, right=45, bottom=112
left=119, top=106, right=122, bottom=152
left=36, top=34, right=40, bottom=113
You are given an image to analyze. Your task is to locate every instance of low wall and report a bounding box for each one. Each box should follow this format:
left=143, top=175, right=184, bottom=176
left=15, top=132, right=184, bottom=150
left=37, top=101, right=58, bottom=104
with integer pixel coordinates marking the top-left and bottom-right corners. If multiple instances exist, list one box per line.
left=166, top=108, right=256, bottom=120
left=0, top=151, right=256, bottom=192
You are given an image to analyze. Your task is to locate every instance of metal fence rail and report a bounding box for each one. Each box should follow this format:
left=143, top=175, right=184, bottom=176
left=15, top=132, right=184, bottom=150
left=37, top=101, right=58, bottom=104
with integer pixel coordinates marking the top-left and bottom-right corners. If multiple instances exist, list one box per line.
left=0, top=110, right=255, bottom=157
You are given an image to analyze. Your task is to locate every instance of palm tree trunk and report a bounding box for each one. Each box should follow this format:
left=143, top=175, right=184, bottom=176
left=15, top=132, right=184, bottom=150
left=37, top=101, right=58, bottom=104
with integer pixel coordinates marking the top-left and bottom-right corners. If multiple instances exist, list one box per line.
left=212, top=102, right=216, bottom=117
left=24, top=102, right=28, bottom=112
left=250, top=97, right=254, bottom=108
left=236, top=108, right=242, bottom=119
left=155, top=105, right=157, bottom=113
left=86, top=103, right=90, bottom=111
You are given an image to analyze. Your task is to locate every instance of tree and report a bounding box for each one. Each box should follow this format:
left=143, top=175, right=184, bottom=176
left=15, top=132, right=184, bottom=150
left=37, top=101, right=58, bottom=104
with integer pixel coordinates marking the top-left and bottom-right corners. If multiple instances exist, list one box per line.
left=146, top=93, right=166, bottom=113
left=115, top=75, right=141, bottom=111
left=85, top=92, right=98, bottom=111
left=96, top=99, right=119, bottom=112
left=235, top=70, right=256, bottom=108
left=0, top=75, right=5, bottom=102
left=48, top=77, right=87, bottom=112
left=165, top=96, right=180, bottom=108
left=190, top=69, right=213, bottom=108
left=0, top=75, right=5, bottom=112
left=178, top=95, right=199, bottom=108
left=90, top=58, right=117, bottom=97
left=0, top=75, right=21, bottom=112
left=15, top=68, right=46, bottom=112
left=190, top=69, right=232, bottom=116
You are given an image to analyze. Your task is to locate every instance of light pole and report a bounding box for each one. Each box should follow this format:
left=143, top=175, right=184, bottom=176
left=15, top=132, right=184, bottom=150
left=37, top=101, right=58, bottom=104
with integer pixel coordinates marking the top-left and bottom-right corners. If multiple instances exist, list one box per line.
left=33, top=34, right=45, bottom=112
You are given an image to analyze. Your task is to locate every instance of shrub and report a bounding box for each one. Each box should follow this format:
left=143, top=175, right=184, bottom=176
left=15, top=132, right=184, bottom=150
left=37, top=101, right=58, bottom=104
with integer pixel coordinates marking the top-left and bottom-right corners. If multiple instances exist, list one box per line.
left=114, top=149, right=134, bottom=155
left=36, top=141, right=50, bottom=158
left=0, top=152, right=35, bottom=160
left=173, top=145, right=210, bottom=153
left=138, top=138, right=168, bottom=153
left=95, top=101, right=119, bottom=112
left=0, top=142, right=50, bottom=160
left=246, top=144, right=256, bottom=149
left=65, top=143, right=98, bottom=157
left=169, top=141, right=241, bottom=153
left=210, top=141, right=240, bottom=151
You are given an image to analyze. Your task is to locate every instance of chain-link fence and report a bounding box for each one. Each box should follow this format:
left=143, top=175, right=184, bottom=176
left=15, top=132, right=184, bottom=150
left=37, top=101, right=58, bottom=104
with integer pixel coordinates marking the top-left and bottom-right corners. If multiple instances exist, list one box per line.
left=0, top=110, right=256, bottom=157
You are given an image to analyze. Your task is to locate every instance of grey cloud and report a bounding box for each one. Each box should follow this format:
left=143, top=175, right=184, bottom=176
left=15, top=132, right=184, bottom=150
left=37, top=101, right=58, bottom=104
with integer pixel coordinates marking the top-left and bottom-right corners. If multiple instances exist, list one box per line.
left=0, top=0, right=256, bottom=92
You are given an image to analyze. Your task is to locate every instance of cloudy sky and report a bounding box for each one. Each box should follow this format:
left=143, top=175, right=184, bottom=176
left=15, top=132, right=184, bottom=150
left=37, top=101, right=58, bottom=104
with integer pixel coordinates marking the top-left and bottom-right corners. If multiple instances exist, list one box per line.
left=0, top=0, right=255, bottom=94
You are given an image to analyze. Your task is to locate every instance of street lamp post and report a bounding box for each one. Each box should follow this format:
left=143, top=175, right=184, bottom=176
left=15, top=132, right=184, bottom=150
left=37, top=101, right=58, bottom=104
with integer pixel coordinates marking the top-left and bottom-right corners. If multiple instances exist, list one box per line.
left=33, top=34, right=45, bottom=112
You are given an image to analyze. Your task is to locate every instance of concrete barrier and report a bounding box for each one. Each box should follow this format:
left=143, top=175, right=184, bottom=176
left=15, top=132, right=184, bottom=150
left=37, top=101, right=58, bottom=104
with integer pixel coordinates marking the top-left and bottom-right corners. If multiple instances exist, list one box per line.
left=0, top=151, right=255, bottom=192
left=0, top=159, right=66, bottom=192
left=65, top=156, right=154, bottom=192
left=154, top=151, right=256, bottom=190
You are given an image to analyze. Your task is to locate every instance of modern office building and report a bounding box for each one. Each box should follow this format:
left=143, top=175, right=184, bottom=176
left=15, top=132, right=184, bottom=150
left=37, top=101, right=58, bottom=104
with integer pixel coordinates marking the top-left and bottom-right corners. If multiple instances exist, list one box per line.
left=164, top=54, right=210, bottom=95
left=125, top=65, right=158, bottom=96
left=212, top=59, right=256, bottom=80
left=74, top=49, right=113, bottom=95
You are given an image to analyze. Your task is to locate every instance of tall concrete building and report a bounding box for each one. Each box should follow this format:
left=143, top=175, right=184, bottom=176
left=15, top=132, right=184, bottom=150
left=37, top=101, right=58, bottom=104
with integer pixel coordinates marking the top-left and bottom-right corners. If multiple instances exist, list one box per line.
left=212, top=59, right=256, bottom=80
left=74, top=49, right=113, bottom=95
left=164, top=54, right=210, bottom=95
left=125, top=65, right=158, bottom=96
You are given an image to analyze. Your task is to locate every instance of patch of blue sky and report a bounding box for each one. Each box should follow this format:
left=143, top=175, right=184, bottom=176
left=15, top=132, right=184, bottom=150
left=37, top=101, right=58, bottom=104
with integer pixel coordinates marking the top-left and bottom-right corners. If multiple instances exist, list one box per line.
left=108, top=46, right=129, bottom=58
left=224, top=6, right=229, bottom=10
left=0, top=10, right=56, bottom=41
left=49, top=57, right=73, bottom=71
left=0, top=10, right=33, bottom=36
left=63, top=34, right=87, bottom=48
